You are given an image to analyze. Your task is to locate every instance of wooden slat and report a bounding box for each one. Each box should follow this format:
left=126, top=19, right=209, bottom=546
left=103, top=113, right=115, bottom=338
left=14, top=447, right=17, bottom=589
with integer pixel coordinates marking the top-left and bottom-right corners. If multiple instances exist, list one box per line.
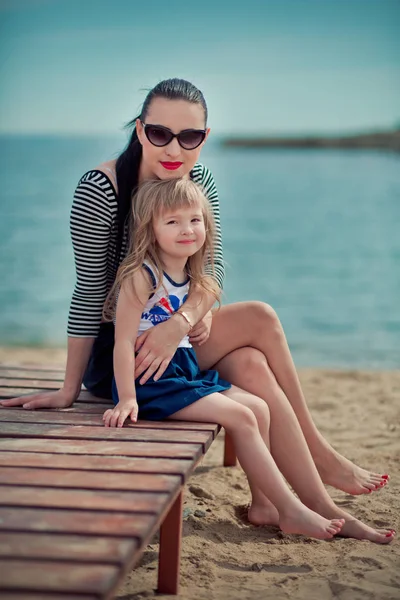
left=0, top=422, right=213, bottom=450
left=0, top=559, right=118, bottom=595
left=0, top=379, right=61, bottom=389
left=0, top=532, right=136, bottom=564
left=0, top=363, right=64, bottom=373
left=0, top=451, right=193, bottom=478
left=0, top=466, right=180, bottom=492
left=0, top=408, right=219, bottom=434
left=0, top=507, right=155, bottom=537
left=0, top=438, right=203, bottom=459
left=0, top=389, right=110, bottom=404
left=0, top=485, right=169, bottom=513
left=1, top=594, right=97, bottom=600
left=0, top=369, right=65, bottom=380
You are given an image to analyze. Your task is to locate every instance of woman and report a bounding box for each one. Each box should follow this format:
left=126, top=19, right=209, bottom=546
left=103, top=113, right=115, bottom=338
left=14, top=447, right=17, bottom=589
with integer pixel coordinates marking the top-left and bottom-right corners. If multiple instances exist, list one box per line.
left=1, top=79, right=389, bottom=527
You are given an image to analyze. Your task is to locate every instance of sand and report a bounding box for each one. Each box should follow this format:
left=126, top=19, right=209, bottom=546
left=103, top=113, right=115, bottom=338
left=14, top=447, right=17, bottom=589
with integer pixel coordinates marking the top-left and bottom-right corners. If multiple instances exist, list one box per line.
left=1, top=347, right=399, bottom=600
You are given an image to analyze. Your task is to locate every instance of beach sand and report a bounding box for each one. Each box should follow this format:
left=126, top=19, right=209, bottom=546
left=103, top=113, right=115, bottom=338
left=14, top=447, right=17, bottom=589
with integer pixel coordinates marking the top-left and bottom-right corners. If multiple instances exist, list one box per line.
left=1, top=348, right=399, bottom=600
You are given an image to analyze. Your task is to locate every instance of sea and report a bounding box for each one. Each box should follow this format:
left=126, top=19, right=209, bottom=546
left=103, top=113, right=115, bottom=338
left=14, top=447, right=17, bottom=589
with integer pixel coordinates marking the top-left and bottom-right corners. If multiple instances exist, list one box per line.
left=0, top=134, right=399, bottom=369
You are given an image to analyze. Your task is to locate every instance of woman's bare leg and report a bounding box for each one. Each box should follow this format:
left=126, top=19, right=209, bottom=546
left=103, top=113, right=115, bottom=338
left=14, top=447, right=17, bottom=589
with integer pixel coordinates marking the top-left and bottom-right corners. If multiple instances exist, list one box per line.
left=194, top=302, right=389, bottom=495
left=176, top=387, right=394, bottom=543
left=169, top=392, right=344, bottom=540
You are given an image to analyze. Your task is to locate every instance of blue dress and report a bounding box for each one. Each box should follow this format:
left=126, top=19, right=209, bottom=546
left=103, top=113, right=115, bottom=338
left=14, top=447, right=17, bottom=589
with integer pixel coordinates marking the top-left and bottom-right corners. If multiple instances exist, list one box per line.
left=112, top=263, right=231, bottom=420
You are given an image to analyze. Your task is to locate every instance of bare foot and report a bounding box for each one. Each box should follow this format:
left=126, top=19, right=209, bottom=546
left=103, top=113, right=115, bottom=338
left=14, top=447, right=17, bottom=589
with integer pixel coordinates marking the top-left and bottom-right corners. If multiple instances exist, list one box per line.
left=334, top=516, right=395, bottom=544
left=311, top=501, right=396, bottom=544
left=279, top=506, right=344, bottom=540
left=315, top=450, right=389, bottom=495
left=248, top=500, right=280, bottom=527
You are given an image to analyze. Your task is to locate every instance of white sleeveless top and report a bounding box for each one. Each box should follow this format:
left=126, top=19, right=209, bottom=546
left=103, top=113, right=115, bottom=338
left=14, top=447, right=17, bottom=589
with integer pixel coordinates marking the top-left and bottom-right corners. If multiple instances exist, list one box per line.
left=138, top=262, right=191, bottom=349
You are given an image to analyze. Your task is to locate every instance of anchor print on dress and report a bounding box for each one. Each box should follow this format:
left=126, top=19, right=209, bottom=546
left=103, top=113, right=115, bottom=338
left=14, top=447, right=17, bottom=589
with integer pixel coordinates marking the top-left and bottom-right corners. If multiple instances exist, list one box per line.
left=142, top=293, right=188, bottom=326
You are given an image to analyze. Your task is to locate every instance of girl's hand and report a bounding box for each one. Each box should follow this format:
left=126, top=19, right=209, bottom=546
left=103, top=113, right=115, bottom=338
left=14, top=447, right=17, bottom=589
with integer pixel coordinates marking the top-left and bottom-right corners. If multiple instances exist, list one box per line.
left=189, top=310, right=213, bottom=346
left=0, top=388, right=76, bottom=410
left=103, top=399, right=138, bottom=428
left=134, top=316, right=190, bottom=384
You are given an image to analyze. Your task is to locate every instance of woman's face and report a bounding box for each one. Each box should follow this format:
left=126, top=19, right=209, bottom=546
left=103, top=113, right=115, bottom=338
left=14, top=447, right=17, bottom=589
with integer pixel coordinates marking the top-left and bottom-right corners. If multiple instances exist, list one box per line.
left=137, top=97, right=210, bottom=182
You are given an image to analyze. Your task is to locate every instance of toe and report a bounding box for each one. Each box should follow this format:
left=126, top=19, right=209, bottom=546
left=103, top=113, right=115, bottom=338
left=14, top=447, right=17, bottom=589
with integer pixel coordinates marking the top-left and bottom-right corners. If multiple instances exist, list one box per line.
left=364, top=482, right=378, bottom=491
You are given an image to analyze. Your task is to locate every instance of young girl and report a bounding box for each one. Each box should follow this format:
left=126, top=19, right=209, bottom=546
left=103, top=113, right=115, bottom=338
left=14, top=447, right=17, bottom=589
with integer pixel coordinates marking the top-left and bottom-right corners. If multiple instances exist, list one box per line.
left=102, top=178, right=394, bottom=544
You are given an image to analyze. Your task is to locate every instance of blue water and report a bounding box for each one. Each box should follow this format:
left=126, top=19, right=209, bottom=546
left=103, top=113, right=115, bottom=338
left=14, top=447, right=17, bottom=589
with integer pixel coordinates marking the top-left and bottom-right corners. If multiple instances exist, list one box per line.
left=0, top=135, right=399, bottom=369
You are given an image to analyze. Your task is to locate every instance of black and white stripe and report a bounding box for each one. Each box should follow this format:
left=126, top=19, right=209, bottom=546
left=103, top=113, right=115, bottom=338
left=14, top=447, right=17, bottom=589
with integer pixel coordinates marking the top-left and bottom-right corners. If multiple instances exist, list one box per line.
left=68, top=163, right=225, bottom=337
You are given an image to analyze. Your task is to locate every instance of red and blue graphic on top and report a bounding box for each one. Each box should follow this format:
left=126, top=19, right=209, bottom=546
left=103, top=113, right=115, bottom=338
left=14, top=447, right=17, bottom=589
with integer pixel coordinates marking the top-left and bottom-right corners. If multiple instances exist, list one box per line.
left=142, top=293, right=188, bottom=326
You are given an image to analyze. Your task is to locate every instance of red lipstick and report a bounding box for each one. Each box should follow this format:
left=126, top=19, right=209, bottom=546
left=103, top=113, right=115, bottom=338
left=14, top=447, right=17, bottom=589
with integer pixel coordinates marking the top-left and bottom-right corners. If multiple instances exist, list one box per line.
left=160, top=162, right=183, bottom=170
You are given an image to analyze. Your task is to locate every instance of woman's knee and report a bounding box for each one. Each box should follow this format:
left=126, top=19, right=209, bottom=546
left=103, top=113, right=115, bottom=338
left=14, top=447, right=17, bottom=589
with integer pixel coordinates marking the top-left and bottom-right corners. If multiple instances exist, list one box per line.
left=234, top=348, right=276, bottom=389
left=248, top=301, right=282, bottom=337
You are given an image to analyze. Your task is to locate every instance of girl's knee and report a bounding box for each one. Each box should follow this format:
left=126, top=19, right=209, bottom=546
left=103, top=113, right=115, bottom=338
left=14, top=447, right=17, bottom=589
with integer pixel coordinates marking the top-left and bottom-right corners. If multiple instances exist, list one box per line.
left=249, top=396, right=271, bottom=429
left=227, top=403, right=258, bottom=434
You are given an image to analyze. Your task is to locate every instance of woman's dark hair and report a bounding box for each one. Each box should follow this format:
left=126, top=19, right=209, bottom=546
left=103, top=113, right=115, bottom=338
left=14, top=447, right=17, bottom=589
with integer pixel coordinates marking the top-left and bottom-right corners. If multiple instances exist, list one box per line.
left=114, top=78, right=208, bottom=268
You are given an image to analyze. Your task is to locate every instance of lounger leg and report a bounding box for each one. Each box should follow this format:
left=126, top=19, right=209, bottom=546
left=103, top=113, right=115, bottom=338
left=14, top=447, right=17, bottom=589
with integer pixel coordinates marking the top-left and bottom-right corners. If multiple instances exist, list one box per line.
left=223, top=430, right=237, bottom=467
left=158, top=489, right=183, bottom=594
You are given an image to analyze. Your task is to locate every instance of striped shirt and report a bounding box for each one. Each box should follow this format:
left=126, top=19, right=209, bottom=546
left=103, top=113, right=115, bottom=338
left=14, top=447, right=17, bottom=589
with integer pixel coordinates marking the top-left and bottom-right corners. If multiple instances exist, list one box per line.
left=68, top=162, right=224, bottom=337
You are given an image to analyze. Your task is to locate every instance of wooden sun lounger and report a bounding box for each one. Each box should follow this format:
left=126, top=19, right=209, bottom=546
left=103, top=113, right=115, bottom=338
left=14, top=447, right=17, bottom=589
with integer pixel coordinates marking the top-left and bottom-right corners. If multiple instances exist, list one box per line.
left=0, top=363, right=236, bottom=598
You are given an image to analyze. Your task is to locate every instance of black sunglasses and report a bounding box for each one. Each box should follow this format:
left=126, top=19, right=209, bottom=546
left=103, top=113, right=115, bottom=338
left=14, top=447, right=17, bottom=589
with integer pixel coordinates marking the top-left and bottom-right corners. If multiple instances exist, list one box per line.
left=141, top=121, right=207, bottom=150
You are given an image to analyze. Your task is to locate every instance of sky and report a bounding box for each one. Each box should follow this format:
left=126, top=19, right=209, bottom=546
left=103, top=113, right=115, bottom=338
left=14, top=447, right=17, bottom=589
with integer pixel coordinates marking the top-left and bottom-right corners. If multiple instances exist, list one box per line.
left=0, top=0, right=399, bottom=136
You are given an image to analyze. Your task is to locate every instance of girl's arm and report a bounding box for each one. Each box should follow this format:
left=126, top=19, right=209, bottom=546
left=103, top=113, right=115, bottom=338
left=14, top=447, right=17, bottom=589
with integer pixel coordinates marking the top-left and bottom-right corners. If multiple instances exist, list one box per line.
left=103, top=269, right=150, bottom=428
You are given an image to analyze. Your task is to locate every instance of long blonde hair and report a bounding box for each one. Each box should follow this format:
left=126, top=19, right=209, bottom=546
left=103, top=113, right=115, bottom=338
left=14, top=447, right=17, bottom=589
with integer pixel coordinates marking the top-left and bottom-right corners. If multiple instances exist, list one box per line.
left=103, top=178, right=220, bottom=321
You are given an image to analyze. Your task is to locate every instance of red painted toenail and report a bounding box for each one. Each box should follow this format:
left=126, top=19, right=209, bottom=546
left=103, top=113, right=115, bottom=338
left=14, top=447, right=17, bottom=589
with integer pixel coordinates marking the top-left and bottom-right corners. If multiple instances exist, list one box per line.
left=386, top=532, right=393, bottom=537
left=382, top=475, right=389, bottom=479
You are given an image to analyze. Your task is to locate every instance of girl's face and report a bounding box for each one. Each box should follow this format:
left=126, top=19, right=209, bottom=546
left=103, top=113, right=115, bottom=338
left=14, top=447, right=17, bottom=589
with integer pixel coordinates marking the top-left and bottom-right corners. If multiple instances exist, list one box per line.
left=153, top=201, right=206, bottom=262
left=137, top=98, right=210, bottom=182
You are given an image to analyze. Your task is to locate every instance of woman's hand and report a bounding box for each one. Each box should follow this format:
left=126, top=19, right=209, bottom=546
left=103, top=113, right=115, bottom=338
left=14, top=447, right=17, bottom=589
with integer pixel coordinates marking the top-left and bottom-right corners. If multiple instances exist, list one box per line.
left=189, top=310, right=213, bottom=346
left=134, top=316, right=190, bottom=384
left=0, top=387, right=76, bottom=410
left=103, top=399, right=138, bottom=428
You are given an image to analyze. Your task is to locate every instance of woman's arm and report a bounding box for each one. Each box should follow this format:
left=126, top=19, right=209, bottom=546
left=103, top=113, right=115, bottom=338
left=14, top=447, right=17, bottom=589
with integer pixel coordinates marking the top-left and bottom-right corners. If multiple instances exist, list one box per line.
left=103, top=269, right=150, bottom=428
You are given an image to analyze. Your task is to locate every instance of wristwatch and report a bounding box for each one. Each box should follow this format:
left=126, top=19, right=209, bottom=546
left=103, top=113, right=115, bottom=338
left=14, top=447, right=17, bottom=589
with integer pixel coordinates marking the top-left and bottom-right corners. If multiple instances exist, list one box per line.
left=175, top=310, right=193, bottom=330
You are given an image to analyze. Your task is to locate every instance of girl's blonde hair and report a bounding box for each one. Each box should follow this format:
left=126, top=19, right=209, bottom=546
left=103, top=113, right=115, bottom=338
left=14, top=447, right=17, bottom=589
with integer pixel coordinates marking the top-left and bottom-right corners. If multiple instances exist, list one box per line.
left=103, top=178, right=220, bottom=321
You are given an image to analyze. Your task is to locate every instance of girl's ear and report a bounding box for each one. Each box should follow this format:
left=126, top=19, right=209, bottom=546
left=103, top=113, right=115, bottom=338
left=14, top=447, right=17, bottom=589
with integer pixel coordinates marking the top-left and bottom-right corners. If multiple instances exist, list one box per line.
left=136, top=119, right=144, bottom=145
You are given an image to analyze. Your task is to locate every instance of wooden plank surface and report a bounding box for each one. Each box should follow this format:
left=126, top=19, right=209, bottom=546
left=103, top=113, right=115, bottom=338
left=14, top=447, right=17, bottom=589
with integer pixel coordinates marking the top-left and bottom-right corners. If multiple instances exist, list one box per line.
left=0, top=559, right=119, bottom=595
left=0, top=485, right=169, bottom=512
left=0, top=466, right=180, bottom=492
left=0, top=388, right=111, bottom=404
left=1, top=594, right=97, bottom=600
left=0, top=507, right=156, bottom=537
left=0, top=362, right=217, bottom=599
left=0, top=451, right=193, bottom=478
left=0, top=408, right=219, bottom=434
left=0, top=422, right=214, bottom=451
left=0, top=379, right=63, bottom=389
left=0, top=532, right=136, bottom=564
left=0, top=364, right=64, bottom=374
left=0, top=437, right=203, bottom=459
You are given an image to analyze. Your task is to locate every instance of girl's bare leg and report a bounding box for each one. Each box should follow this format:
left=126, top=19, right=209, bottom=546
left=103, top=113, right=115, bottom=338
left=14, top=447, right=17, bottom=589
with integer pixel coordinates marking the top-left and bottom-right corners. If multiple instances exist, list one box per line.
left=220, top=385, right=280, bottom=526
left=195, top=302, right=389, bottom=495
left=169, top=392, right=344, bottom=540
left=213, top=382, right=394, bottom=543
